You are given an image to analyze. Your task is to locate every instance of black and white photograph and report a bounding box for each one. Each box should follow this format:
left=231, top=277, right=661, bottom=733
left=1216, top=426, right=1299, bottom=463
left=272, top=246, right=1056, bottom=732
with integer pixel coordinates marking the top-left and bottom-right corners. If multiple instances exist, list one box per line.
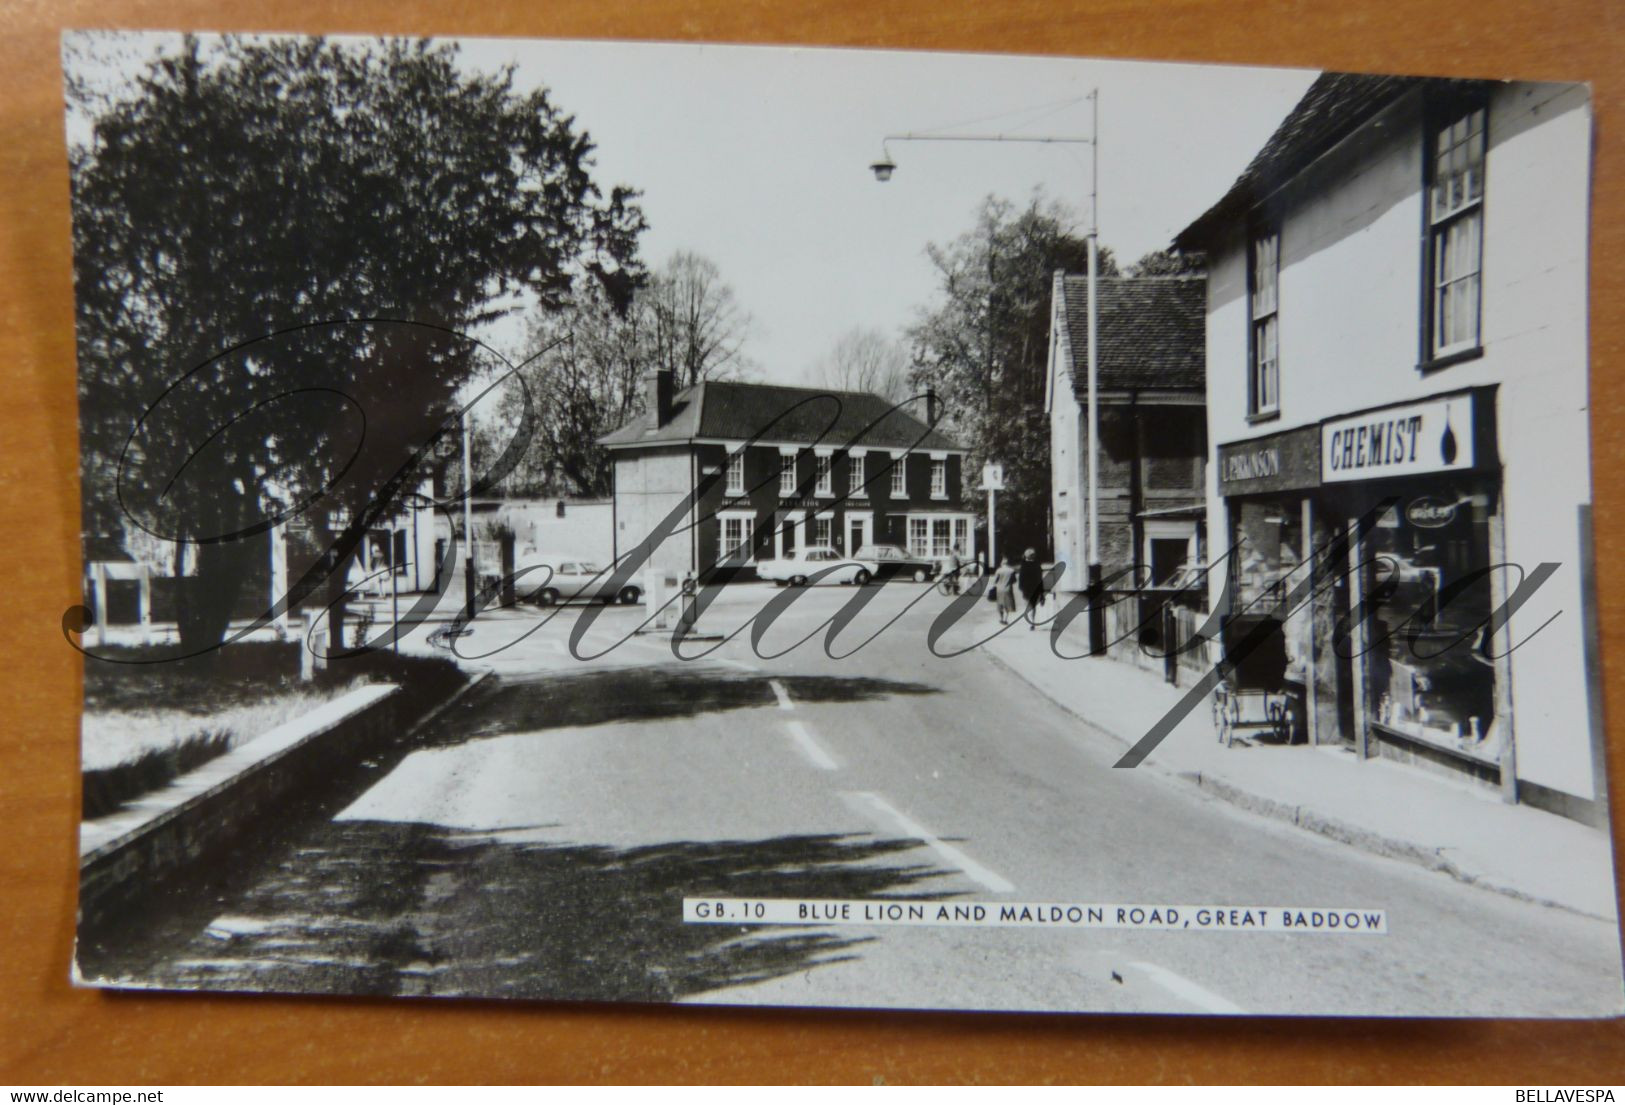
left=64, top=29, right=1624, bottom=1017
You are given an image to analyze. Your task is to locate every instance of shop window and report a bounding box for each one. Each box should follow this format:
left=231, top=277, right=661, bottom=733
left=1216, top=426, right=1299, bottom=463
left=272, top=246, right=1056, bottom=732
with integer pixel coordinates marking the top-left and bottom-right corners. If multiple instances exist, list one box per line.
left=811, top=515, right=832, bottom=547
left=1231, top=499, right=1304, bottom=610
left=1364, top=491, right=1497, bottom=757
left=1426, top=103, right=1486, bottom=362
left=1248, top=230, right=1280, bottom=417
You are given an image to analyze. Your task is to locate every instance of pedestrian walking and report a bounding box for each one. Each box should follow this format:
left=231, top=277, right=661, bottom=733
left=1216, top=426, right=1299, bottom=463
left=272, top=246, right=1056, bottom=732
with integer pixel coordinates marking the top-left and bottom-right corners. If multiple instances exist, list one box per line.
left=944, top=549, right=963, bottom=595
left=991, top=556, right=1018, bottom=625
left=1017, top=547, right=1045, bottom=631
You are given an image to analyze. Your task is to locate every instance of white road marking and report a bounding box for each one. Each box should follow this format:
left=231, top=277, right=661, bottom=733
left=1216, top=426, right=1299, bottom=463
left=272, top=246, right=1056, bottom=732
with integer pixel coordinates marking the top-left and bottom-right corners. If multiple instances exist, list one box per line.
left=844, top=791, right=1014, bottom=895
left=1126, top=961, right=1246, bottom=1015
left=769, top=678, right=795, bottom=710
left=784, top=719, right=838, bottom=771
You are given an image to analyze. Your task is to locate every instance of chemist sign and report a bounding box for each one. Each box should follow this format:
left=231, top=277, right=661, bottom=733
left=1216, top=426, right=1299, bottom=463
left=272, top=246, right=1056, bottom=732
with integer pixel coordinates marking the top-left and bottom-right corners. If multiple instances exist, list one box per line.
left=1321, top=395, right=1476, bottom=483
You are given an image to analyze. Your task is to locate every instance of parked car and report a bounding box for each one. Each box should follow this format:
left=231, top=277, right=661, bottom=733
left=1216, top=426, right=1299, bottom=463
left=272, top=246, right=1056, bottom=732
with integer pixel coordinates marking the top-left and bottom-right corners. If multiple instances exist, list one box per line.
left=852, top=543, right=940, bottom=583
left=513, top=555, right=642, bottom=606
left=757, top=546, right=869, bottom=587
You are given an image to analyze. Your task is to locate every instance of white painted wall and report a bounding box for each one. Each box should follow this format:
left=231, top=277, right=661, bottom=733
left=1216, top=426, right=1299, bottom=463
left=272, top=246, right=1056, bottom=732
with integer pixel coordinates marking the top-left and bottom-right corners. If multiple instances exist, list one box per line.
left=501, top=499, right=614, bottom=564
left=612, top=449, right=695, bottom=578
left=1203, top=82, right=1596, bottom=800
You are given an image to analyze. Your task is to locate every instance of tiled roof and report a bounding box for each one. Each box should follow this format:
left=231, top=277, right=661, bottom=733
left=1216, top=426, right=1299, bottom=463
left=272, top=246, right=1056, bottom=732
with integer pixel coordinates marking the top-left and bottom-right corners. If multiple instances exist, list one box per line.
left=1059, top=275, right=1205, bottom=395
left=599, top=380, right=965, bottom=452
left=1174, top=72, right=1426, bottom=249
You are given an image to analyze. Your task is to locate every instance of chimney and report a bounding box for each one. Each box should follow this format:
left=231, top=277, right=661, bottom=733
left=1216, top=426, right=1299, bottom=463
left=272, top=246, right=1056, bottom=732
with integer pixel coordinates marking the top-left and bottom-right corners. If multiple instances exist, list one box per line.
left=924, top=386, right=939, bottom=427
left=645, top=369, right=674, bottom=429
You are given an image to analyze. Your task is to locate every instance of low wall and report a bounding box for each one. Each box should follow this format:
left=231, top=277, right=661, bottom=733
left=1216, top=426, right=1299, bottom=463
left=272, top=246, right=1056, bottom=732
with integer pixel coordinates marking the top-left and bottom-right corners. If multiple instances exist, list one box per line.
left=78, top=683, right=401, bottom=931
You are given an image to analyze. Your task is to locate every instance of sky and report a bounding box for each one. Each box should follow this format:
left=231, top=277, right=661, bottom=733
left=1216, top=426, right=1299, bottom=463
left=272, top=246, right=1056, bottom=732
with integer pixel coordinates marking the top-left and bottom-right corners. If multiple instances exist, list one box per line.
left=451, top=37, right=1315, bottom=385
left=65, top=32, right=1316, bottom=388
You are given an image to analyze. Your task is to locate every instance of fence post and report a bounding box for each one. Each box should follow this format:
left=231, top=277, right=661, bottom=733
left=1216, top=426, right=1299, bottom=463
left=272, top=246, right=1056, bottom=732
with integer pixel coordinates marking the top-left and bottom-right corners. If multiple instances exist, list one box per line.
left=137, top=562, right=152, bottom=644
left=91, top=561, right=107, bottom=648
left=500, top=533, right=517, bottom=608
left=1162, top=600, right=1178, bottom=686
left=299, top=610, right=314, bottom=682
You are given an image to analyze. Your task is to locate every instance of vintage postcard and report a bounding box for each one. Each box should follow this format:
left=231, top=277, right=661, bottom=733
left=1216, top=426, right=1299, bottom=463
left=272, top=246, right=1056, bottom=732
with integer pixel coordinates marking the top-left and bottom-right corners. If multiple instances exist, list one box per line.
left=66, top=30, right=1623, bottom=1016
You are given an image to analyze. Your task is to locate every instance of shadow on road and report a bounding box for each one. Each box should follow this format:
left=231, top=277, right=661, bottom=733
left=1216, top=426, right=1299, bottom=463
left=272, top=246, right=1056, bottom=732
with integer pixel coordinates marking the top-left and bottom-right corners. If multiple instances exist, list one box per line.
left=78, top=823, right=949, bottom=1003
left=442, top=668, right=939, bottom=744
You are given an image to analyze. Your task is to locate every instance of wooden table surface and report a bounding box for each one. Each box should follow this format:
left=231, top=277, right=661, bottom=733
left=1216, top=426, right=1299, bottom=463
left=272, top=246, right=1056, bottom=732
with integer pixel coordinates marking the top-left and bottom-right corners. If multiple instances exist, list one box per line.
left=3, top=0, right=1622, bottom=1085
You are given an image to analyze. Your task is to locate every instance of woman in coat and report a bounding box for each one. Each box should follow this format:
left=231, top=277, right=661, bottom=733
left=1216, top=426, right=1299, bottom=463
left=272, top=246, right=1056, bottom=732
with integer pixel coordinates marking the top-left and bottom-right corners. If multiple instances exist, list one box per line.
left=1016, top=548, right=1045, bottom=630
left=991, top=556, right=1018, bottom=625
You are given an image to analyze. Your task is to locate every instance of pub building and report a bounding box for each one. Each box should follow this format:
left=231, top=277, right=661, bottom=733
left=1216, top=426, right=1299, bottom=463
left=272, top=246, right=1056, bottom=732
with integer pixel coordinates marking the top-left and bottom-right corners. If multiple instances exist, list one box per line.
left=1177, top=74, right=1603, bottom=823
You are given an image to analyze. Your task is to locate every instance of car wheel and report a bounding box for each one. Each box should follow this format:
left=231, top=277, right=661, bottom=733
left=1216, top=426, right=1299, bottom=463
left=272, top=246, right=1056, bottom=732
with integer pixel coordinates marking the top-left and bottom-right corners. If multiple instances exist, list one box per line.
left=913, top=567, right=929, bottom=583
left=790, top=575, right=808, bottom=587
left=618, top=586, right=641, bottom=605
left=536, top=587, right=560, bottom=607
left=854, top=568, right=872, bottom=586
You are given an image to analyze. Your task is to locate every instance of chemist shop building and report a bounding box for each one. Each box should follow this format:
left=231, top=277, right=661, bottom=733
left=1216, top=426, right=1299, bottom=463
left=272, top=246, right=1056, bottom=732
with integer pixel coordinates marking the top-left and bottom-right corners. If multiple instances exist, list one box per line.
left=1176, top=74, right=1604, bottom=824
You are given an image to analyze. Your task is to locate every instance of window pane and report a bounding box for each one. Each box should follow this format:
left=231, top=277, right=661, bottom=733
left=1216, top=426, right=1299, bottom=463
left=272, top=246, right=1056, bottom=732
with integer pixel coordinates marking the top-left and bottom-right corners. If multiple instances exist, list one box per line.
left=1252, top=234, right=1278, bottom=318
left=1432, top=107, right=1486, bottom=224
left=1433, top=210, right=1482, bottom=351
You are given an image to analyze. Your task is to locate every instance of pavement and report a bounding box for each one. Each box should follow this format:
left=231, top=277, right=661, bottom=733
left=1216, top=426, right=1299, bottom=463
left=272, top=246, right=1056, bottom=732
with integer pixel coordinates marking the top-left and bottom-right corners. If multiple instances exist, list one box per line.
left=980, top=600, right=1622, bottom=922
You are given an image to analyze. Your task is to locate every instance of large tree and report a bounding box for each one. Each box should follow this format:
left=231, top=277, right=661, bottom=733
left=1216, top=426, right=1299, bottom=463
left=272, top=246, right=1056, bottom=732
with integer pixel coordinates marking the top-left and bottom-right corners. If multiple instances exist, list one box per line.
left=907, top=194, right=1117, bottom=558
left=70, top=34, right=645, bottom=649
left=814, top=326, right=911, bottom=403
left=483, top=279, right=653, bottom=498
left=476, top=249, right=752, bottom=498
left=643, top=251, right=753, bottom=388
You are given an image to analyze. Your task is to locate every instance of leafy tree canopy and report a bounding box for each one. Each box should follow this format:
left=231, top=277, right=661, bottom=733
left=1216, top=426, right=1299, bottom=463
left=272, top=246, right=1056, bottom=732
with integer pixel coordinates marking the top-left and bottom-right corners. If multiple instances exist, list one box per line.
left=906, top=193, right=1116, bottom=558
left=1127, top=248, right=1205, bottom=277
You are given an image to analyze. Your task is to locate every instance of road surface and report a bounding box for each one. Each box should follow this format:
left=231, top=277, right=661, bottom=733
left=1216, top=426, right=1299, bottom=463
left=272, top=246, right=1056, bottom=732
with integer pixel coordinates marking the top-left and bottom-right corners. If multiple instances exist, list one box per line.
left=79, top=582, right=1625, bottom=1017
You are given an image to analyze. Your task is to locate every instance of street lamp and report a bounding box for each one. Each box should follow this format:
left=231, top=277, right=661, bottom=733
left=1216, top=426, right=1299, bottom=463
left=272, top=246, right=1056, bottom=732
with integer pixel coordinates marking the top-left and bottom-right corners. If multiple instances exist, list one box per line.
left=870, top=92, right=1105, bottom=652
left=461, top=409, right=477, bottom=620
